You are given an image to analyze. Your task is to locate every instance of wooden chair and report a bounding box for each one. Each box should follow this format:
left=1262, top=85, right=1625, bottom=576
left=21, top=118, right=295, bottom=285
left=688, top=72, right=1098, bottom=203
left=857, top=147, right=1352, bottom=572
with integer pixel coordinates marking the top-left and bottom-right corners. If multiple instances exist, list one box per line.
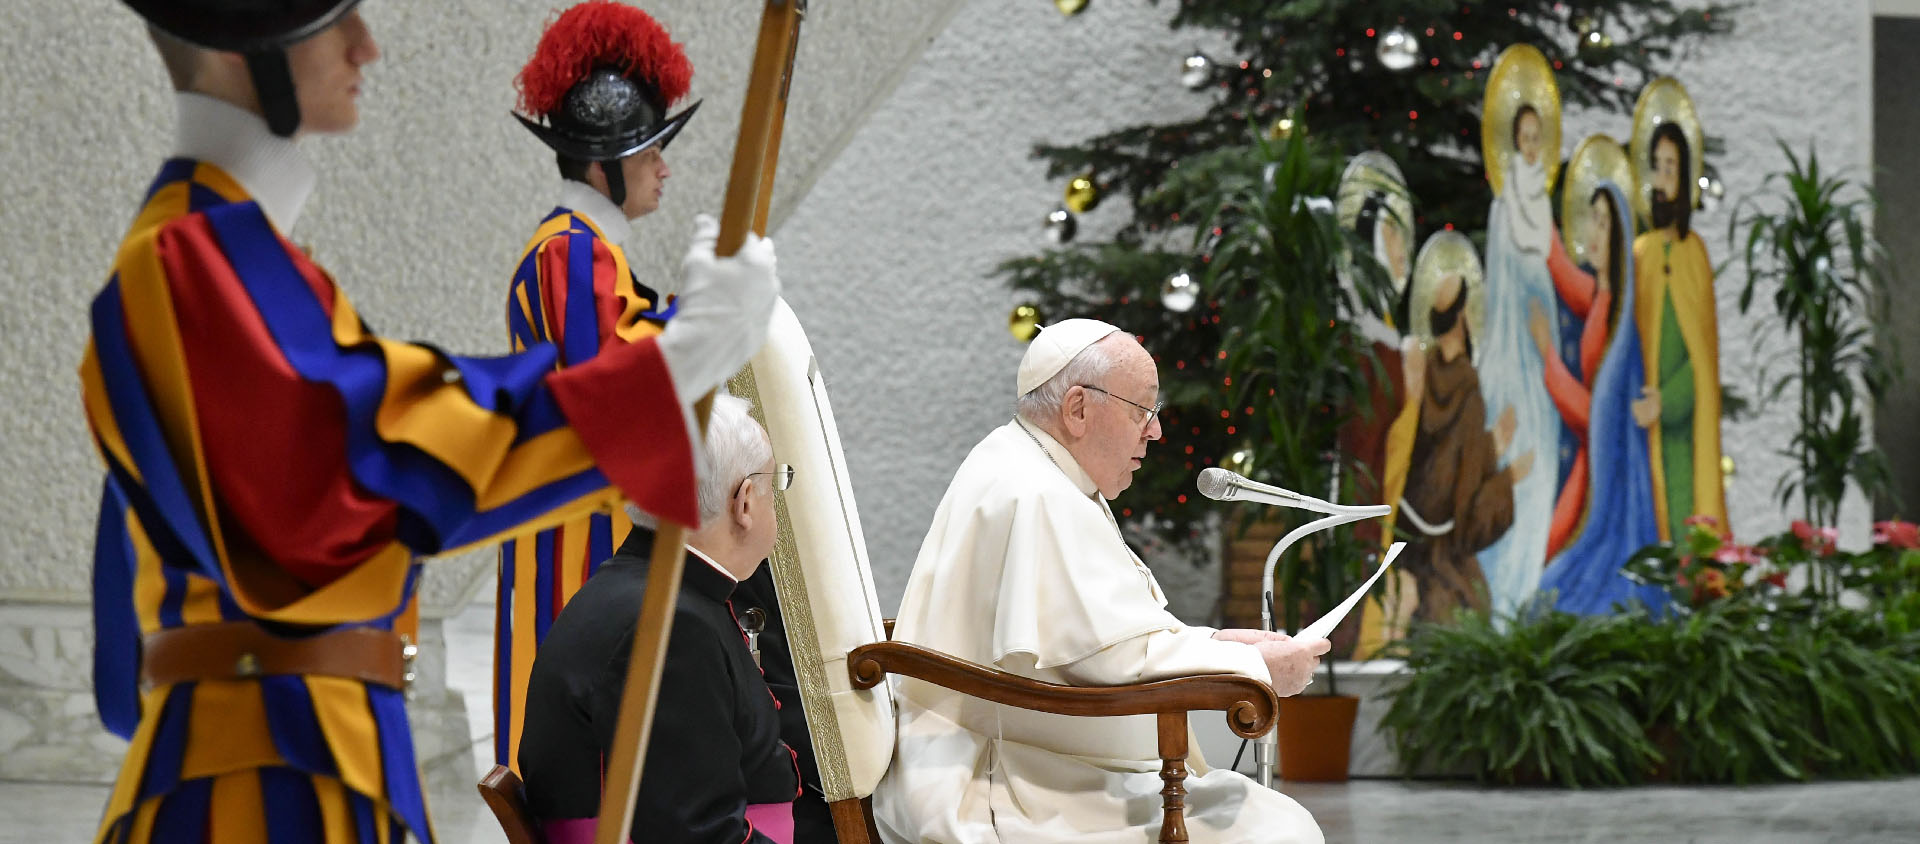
left=477, top=764, right=544, bottom=844
left=841, top=642, right=1278, bottom=844
left=735, top=300, right=1282, bottom=844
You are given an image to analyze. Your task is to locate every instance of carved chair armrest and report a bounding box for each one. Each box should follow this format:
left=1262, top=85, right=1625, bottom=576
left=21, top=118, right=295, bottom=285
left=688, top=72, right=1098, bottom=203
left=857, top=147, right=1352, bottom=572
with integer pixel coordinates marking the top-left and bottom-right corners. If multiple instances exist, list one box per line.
left=847, top=640, right=1277, bottom=739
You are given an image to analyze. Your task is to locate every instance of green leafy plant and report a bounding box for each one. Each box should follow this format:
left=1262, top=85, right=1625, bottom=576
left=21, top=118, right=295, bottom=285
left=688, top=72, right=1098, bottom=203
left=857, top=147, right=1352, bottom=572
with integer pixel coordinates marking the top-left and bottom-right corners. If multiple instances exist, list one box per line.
left=1728, top=141, right=1900, bottom=525
left=1381, top=600, right=1920, bottom=787
left=1379, top=609, right=1662, bottom=787
left=1636, top=604, right=1826, bottom=783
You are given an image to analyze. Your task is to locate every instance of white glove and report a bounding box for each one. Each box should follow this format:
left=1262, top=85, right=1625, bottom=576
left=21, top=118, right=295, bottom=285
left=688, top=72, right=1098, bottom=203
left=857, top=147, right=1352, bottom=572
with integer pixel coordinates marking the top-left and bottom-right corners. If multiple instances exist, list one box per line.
left=657, top=213, right=780, bottom=401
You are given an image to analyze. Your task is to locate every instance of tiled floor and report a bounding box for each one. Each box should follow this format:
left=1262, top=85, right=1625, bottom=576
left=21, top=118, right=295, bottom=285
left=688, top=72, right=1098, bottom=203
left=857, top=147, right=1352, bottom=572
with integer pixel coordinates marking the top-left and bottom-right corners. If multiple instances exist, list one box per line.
left=7, top=601, right=1917, bottom=843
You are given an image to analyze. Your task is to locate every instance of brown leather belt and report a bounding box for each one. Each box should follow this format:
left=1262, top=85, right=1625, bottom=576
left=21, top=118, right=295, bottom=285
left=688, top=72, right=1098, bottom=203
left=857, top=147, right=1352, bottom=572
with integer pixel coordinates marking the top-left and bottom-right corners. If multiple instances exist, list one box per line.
left=141, top=621, right=416, bottom=691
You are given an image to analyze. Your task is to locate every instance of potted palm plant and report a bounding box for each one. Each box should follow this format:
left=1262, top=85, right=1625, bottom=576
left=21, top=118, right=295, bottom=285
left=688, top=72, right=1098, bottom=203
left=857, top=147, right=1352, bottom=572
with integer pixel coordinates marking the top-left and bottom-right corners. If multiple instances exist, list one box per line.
left=1727, top=140, right=1899, bottom=528
left=1173, top=120, right=1398, bottom=781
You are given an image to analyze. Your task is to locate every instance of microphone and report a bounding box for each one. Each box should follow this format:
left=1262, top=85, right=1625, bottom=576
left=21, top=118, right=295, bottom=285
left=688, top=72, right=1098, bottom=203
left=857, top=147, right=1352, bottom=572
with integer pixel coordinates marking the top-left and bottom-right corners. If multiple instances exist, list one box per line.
left=1196, top=467, right=1307, bottom=508
left=1197, top=467, right=1391, bottom=520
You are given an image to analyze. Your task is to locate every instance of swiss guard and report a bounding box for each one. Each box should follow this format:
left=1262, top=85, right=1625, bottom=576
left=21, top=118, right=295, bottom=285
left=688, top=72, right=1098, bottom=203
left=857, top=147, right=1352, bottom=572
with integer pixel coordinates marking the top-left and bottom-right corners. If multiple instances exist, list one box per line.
left=82, top=1, right=776, bottom=841
left=494, top=0, right=701, bottom=773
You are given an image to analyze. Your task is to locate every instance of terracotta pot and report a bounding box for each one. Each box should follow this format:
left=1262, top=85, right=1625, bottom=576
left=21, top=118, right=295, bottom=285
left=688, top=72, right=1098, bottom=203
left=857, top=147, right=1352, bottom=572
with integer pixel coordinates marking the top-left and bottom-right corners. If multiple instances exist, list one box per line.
left=1274, top=694, right=1359, bottom=782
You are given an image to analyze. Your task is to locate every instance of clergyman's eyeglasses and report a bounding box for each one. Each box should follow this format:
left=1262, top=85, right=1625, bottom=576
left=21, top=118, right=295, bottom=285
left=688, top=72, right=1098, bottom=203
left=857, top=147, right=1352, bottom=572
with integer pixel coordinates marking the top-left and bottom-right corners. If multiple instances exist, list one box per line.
left=747, top=464, right=796, bottom=492
left=1077, top=385, right=1163, bottom=429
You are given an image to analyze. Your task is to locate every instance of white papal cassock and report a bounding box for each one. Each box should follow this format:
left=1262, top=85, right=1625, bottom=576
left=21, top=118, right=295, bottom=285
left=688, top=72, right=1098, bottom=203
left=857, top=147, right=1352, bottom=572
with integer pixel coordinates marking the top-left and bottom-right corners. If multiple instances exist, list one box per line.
left=873, top=419, right=1323, bottom=844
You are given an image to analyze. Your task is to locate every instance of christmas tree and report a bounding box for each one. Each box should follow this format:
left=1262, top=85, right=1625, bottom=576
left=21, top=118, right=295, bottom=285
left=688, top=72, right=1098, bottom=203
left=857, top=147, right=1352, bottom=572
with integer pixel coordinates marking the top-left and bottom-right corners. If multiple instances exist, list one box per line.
left=1001, top=0, right=1734, bottom=566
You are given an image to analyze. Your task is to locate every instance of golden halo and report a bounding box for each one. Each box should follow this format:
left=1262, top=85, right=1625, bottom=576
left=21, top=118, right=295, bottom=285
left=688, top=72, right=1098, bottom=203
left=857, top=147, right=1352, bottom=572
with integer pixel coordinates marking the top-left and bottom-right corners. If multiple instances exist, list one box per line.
left=1336, top=151, right=1416, bottom=296
left=1407, top=231, right=1485, bottom=361
left=1629, top=76, right=1704, bottom=226
left=1480, top=44, right=1563, bottom=197
left=1560, top=134, right=1634, bottom=266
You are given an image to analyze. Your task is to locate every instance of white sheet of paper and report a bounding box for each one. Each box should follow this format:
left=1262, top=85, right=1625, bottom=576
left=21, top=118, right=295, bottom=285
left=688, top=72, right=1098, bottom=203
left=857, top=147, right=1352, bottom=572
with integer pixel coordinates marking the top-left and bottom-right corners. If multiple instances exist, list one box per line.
left=1292, top=541, right=1406, bottom=643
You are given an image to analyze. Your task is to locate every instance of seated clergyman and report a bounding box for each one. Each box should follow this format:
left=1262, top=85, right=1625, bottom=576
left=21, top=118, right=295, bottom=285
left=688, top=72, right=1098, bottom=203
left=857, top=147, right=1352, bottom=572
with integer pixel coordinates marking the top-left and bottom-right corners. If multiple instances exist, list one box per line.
left=874, top=319, right=1330, bottom=844
left=519, top=393, right=801, bottom=843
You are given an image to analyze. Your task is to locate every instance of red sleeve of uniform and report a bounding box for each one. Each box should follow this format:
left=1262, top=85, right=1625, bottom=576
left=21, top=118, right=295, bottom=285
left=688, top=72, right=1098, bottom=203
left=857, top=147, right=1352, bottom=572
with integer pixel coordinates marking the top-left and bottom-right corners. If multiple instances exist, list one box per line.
left=545, top=337, right=699, bottom=527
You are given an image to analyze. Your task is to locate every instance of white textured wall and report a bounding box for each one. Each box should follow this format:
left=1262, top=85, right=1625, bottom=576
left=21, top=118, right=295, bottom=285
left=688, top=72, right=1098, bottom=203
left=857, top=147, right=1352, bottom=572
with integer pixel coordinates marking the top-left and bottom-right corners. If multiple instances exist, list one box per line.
left=774, top=0, right=1236, bottom=618
left=0, top=0, right=963, bottom=611
left=778, top=0, right=1878, bottom=617
left=0, top=0, right=1879, bottom=618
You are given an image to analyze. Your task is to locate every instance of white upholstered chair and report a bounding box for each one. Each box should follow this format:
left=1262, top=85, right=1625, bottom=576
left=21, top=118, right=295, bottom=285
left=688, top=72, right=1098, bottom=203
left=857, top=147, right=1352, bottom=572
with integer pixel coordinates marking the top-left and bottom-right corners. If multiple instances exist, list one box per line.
left=741, top=300, right=1281, bottom=844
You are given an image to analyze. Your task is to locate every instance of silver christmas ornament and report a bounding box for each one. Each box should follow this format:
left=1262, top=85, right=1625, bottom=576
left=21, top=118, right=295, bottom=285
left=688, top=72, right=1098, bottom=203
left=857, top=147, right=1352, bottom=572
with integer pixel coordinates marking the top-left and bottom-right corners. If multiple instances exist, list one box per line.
left=1377, top=26, right=1421, bottom=72
left=1045, top=205, right=1078, bottom=243
left=1697, top=166, right=1726, bottom=212
left=1162, top=270, right=1198, bottom=312
left=1180, top=51, right=1213, bottom=90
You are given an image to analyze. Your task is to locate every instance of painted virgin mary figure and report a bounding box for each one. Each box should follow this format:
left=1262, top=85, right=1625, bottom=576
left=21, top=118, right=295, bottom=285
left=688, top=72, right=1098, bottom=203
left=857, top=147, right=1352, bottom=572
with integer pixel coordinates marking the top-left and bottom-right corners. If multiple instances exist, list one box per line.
left=1473, top=44, right=1564, bottom=616
left=1533, top=135, right=1632, bottom=557
left=1537, top=180, right=1669, bottom=614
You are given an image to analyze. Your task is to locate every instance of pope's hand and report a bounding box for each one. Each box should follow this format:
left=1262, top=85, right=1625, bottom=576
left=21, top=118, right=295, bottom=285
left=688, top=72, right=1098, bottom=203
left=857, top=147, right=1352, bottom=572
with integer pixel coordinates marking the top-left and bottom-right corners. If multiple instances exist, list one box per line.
left=1256, top=636, right=1331, bottom=696
left=1212, top=629, right=1291, bottom=646
left=656, top=214, right=780, bottom=402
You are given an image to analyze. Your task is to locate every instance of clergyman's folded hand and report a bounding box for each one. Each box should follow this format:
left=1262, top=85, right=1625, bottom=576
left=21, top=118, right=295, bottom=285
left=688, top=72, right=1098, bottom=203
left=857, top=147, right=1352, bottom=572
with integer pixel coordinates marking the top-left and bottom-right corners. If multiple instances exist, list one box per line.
left=1255, top=637, right=1331, bottom=696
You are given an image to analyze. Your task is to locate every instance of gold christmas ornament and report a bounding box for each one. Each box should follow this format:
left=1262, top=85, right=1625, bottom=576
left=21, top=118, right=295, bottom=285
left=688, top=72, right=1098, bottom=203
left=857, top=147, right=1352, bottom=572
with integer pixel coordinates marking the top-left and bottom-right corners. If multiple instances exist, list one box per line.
left=1406, top=231, right=1485, bottom=363
left=1268, top=116, right=1297, bottom=140
left=1222, top=445, right=1255, bottom=476
left=1721, top=455, right=1736, bottom=476
left=1053, top=0, right=1088, bottom=16
left=1560, top=134, right=1634, bottom=266
left=1064, top=174, right=1101, bottom=214
left=1577, top=26, right=1614, bottom=63
left=1629, top=76, right=1704, bottom=227
left=1009, top=304, right=1046, bottom=342
left=1480, top=44, right=1563, bottom=198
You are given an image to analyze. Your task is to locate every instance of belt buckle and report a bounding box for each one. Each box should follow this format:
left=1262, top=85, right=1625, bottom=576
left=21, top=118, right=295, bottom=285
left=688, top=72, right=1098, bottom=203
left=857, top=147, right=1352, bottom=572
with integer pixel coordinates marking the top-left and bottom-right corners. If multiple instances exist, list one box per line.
left=400, top=634, right=419, bottom=700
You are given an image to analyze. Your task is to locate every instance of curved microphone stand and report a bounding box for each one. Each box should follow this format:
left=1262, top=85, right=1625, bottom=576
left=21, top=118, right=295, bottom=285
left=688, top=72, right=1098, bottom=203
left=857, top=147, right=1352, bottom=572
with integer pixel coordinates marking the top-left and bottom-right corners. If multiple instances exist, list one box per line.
left=1252, top=491, right=1390, bottom=788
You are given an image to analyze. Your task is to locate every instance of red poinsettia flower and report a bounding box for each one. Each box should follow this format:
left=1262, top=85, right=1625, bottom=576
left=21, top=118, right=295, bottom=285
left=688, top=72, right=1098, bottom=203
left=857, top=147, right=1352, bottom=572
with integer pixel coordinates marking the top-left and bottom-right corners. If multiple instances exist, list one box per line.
left=1765, top=571, right=1789, bottom=589
left=1685, top=514, right=1721, bottom=528
left=1872, top=519, right=1920, bottom=549
left=1792, top=520, right=1839, bottom=556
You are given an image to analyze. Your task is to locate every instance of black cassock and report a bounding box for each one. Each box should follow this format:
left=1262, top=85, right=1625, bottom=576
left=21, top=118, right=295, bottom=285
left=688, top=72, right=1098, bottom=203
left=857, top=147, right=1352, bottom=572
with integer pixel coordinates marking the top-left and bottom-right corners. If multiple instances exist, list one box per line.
left=733, top=564, right=834, bottom=843
left=520, top=527, right=799, bottom=843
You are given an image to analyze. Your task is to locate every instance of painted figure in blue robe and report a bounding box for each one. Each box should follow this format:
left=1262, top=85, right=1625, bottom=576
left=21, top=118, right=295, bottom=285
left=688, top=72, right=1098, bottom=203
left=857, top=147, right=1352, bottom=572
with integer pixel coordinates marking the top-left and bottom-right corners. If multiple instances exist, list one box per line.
left=1539, top=182, right=1670, bottom=615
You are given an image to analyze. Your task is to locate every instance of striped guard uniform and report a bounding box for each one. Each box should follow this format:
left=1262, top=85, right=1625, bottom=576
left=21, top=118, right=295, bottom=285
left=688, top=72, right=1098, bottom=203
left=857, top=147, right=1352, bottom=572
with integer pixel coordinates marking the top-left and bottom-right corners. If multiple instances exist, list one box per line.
left=493, top=181, right=677, bottom=771
left=81, top=95, right=697, bottom=844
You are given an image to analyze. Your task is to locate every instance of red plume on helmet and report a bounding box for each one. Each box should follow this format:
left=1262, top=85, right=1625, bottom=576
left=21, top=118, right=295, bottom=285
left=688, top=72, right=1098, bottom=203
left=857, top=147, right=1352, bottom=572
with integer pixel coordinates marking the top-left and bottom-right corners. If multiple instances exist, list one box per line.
left=516, top=1, right=692, bottom=118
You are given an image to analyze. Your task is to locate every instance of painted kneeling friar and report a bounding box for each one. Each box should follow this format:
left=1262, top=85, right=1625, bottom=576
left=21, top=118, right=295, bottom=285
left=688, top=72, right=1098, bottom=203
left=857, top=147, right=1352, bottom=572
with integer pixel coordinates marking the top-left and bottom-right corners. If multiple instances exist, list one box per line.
left=875, top=319, right=1329, bottom=843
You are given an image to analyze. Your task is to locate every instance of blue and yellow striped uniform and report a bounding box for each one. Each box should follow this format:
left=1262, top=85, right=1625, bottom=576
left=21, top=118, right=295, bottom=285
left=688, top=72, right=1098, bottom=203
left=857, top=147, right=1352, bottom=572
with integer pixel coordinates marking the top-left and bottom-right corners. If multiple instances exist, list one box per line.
left=494, top=207, right=675, bottom=771
left=81, top=160, right=697, bottom=844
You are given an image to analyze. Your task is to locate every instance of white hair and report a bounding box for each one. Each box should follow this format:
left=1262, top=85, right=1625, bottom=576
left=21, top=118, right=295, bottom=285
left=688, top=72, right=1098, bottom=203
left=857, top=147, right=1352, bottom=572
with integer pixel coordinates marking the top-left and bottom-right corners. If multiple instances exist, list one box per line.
left=1016, top=336, right=1120, bottom=426
left=626, top=391, right=772, bottom=529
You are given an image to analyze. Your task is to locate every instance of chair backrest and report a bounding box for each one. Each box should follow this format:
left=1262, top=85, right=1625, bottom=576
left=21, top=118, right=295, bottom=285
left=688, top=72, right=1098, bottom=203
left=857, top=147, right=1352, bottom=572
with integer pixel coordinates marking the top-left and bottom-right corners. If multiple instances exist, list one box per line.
left=477, top=764, right=545, bottom=844
left=731, top=298, right=896, bottom=805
